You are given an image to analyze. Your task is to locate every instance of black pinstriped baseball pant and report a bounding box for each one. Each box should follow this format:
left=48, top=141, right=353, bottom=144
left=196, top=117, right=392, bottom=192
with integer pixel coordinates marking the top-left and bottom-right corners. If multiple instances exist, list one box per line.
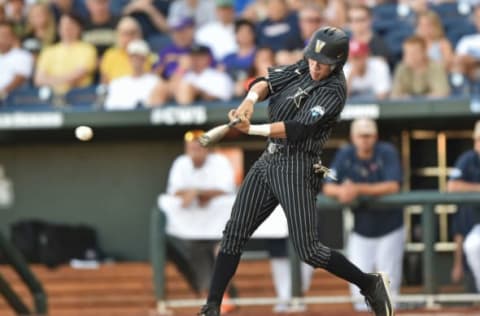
left=220, top=148, right=331, bottom=268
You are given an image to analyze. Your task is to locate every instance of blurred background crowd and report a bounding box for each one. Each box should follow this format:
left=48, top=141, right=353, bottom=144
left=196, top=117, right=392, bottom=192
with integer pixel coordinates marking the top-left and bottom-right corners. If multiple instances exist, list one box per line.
left=0, top=0, right=480, bottom=109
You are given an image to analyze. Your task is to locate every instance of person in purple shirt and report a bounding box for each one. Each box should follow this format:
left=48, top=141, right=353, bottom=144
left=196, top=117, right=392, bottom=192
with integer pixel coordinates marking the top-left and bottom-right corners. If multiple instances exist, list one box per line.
left=154, top=16, right=195, bottom=80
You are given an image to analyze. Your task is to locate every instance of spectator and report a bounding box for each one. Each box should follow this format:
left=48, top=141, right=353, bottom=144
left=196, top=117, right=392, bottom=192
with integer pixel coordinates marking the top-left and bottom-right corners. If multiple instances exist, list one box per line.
left=155, top=17, right=195, bottom=79
left=323, top=0, right=348, bottom=29
left=35, top=13, right=97, bottom=95
left=195, top=0, right=237, bottom=61
left=448, top=120, right=480, bottom=293
left=123, top=0, right=170, bottom=40
left=256, top=0, right=303, bottom=53
left=276, top=3, right=324, bottom=65
left=220, top=18, right=256, bottom=90
left=323, top=118, right=404, bottom=311
left=452, top=5, right=480, bottom=84
left=5, top=0, right=27, bottom=37
left=241, top=0, right=268, bottom=23
left=174, top=44, right=234, bottom=105
left=168, top=0, right=216, bottom=29
left=82, top=0, right=119, bottom=57
left=104, top=39, right=159, bottom=110
left=149, top=17, right=195, bottom=105
left=22, top=3, right=58, bottom=54
left=0, top=22, right=34, bottom=100
left=163, top=129, right=236, bottom=312
left=49, top=0, right=74, bottom=23
left=344, top=40, right=391, bottom=100
left=391, top=35, right=450, bottom=99
left=242, top=46, right=275, bottom=94
left=415, top=10, right=453, bottom=70
left=100, top=16, right=152, bottom=83
left=347, top=4, right=391, bottom=64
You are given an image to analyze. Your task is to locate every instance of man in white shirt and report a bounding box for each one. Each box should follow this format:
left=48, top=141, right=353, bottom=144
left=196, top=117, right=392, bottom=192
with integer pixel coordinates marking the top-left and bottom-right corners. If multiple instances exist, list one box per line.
left=453, top=5, right=480, bottom=82
left=104, top=39, right=159, bottom=110
left=164, top=130, right=235, bottom=310
left=344, top=39, right=391, bottom=101
left=0, top=22, right=33, bottom=100
left=175, top=44, right=234, bottom=105
left=195, top=0, right=237, bottom=61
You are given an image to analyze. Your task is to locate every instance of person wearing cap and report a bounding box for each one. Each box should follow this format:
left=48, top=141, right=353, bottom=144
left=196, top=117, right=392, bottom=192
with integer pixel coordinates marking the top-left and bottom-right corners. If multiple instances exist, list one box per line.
left=100, top=16, right=154, bottom=84
left=164, top=130, right=236, bottom=308
left=195, top=0, right=237, bottom=61
left=0, top=21, right=34, bottom=100
left=323, top=118, right=404, bottom=311
left=35, top=12, right=97, bottom=95
left=104, top=39, right=159, bottom=110
left=344, top=39, right=391, bottom=101
left=448, top=121, right=480, bottom=293
left=391, top=35, right=450, bottom=99
left=198, top=26, right=395, bottom=316
left=174, top=44, right=234, bottom=105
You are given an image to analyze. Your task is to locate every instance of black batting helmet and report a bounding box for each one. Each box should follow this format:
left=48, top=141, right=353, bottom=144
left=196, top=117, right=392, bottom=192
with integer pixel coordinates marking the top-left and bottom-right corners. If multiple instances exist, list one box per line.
left=304, top=26, right=349, bottom=66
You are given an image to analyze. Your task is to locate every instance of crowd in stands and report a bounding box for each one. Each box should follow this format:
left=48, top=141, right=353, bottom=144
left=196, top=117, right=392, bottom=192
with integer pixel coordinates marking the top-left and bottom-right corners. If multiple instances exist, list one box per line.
left=0, top=0, right=480, bottom=108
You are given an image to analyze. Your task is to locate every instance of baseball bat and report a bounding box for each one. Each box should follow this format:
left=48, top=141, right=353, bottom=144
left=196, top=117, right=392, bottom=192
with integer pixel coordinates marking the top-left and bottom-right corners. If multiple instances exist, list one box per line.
left=199, top=117, right=242, bottom=147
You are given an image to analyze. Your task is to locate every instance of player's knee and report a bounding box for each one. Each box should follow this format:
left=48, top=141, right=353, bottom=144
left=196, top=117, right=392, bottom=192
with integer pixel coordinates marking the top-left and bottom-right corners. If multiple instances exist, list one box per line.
left=220, top=219, right=251, bottom=255
left=295, top=244, right=330, bottom=268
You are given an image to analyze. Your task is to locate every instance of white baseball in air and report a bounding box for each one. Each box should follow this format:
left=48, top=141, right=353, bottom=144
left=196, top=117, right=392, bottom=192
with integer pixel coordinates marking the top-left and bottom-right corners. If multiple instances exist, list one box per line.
left=75, top=126, right=94, bottom=141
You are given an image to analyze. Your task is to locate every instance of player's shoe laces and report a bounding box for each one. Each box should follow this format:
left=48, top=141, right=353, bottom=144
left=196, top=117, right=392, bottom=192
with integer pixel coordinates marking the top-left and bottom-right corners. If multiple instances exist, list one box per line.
left=361, top=273, right=394, bottom=316
left=197, top=303, right=220, bottom=316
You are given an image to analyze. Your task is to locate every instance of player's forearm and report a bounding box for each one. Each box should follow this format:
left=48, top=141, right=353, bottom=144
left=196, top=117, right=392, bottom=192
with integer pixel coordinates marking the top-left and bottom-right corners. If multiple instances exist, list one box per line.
left=447, top=180, right=480, bottom=192
left=198, top=189, right=227, bottom=200
left=355, top=181, right=400, bottom=197
left=322, top=183, right=342, bottom=198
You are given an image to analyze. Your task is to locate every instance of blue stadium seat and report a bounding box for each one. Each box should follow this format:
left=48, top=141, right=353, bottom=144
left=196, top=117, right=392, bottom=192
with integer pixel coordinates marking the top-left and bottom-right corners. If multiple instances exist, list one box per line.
left=431, top=2, right=464, bottom=19
left=4, top=86, right=52, bottom=108
left=372, top=3, right=399, bottom=21
left=447, top=23, right=477, bottom=48
left=65, top=86, right=99, bottom=107
left=110, top=0, right=130, bottom=17
left=384, top=26, right=414, bottom=62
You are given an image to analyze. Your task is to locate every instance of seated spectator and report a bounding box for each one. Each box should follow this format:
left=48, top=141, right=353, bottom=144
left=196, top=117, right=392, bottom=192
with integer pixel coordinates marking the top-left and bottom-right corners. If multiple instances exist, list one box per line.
left=82, top=0, right=120, bottom=57
left=123, top=0, right=170, bottom=40
left=243, top=47, right=275, bottom=91
left=35, top=13, right=97, bottom=95
left=344, top=40, right=391, bottom=100
left=168, top=0, right=216, bottom=29
left=448, top=120, right=480, bottom=293
left=174, top=44, right=234, bottom=105
left=22, top=3, right=58, bottom=54
left=155, top=17, right=194, bottom=79
left=276, top=3, right=324, bottom=65
left=220, top=19, right=256, bottom=91
left=415, top=10, right=453, bottom=70
left=100, top=16, right=152, bottom=84
left=5, top=0, right=27, bottom=37
left=104, top=39, right=159, bottom=110
left=195, top=0, right=237, bottom=61
left=256, top=0, right=303, bottom=53
left=391, top=35, right=450, bottom=99
left=452, top=5, right=480, bottom=84
left=323, top=118, right=404, bottom=311
left=0, top=22, right=34, bottom=100
left=149, top=17, right=195, bottom=105
left=348, top=4, right=391, bottom=65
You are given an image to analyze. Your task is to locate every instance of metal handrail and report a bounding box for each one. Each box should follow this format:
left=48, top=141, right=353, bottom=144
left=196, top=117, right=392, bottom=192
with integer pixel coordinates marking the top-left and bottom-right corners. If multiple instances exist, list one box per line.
left=0, top=230, right=47, bottom=315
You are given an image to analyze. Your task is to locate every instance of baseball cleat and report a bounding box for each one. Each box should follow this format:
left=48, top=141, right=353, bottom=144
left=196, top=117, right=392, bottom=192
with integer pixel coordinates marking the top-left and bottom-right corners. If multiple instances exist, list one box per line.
left=197, top=303, right=220, bottom=316
left=361, top=272, right=394, bottom=316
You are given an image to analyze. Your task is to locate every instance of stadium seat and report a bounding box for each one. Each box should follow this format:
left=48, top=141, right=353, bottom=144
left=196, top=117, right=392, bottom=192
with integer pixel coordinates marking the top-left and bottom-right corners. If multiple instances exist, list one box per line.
left=65, top=85, right=100, bottom=107
left=4, top=86, right=52, bottom=108
left=110, top=0, right=130, bottom=17
left=431, top=2, right=466, bottom=19
left=384, top=25, right=414, bottom=62
left=372, top=3, right=399, bottom=21
left=447, top=23, right=477, bottom=48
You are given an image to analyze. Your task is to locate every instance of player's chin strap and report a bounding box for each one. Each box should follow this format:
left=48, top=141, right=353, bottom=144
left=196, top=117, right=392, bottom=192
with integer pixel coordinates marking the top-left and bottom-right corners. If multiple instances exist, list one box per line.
left=313, top=160, right=337, bottom=181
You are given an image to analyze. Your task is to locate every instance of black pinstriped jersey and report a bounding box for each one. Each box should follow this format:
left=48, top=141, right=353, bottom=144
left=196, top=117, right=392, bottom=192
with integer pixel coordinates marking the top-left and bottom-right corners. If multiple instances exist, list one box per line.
left=267, top=59, right=347, bottom=154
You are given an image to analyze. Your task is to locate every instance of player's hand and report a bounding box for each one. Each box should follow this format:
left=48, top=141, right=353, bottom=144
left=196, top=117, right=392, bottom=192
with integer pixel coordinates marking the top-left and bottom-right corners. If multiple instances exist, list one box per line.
left=234, top=99, right=254, bottom=121
left=451, top=262, right=464, bottom=283
left=338, top=180, right=358, bottom=204
left=228, top=109, right=250, bottom=134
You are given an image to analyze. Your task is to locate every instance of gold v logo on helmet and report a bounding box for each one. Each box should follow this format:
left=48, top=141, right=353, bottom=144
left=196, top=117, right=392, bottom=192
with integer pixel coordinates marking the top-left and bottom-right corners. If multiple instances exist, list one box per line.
left=315, top=39, right=326, bottom=53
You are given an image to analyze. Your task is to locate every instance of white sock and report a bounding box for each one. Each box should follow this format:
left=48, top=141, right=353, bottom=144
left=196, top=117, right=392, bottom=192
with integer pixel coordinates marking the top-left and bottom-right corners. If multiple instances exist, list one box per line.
left=270, top=258, right=291, bottom=303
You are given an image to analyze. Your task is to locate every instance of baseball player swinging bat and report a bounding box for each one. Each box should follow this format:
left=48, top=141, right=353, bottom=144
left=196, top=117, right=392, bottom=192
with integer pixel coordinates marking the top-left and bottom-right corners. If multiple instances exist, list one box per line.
left=199, top=117, right=242, bottom=146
